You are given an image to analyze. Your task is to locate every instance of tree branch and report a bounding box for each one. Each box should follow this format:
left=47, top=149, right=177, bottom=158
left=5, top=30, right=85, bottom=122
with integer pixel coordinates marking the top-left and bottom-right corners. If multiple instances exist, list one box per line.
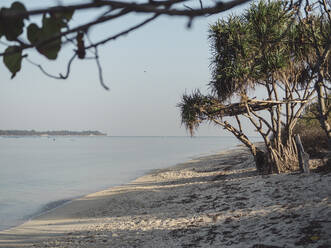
left=25, top=53, right=77, bottom=80
left=85, top=13, right=159, bottom=49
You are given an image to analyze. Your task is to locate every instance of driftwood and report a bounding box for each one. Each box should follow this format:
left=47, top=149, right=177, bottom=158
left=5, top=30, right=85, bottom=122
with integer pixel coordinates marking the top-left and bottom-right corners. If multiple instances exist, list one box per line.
left=295, top=134, right=310, bottom=173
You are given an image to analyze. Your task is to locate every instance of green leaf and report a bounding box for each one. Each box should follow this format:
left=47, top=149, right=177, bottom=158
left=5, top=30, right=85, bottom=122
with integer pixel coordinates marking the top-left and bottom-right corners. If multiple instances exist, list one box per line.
left=28, top=17, right=62, bottom=60
left=37, top=39, right=61, bottom=60
left=11, top=1, right=28, bottom=19
left=62, top=9, right=74, bottom=21
left=38, top=16, right=61, bottom=59
left=27, top=23, right=40, bottom=44
left=0, top=22, right=4, bottom=38
left=1, top=2, right=27, bottom=41
left=52, top=9, right=74, bottom=22
left=4, top=23, right=24, bottom=41
left=3, top=46, right=22, bottom=78
left=42, top=16, right=61, bottom=35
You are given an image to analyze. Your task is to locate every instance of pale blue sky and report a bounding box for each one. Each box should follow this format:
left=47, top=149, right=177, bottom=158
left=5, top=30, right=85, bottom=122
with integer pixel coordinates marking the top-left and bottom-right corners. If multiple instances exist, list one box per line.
left=0, top=0, right=252, bottom=136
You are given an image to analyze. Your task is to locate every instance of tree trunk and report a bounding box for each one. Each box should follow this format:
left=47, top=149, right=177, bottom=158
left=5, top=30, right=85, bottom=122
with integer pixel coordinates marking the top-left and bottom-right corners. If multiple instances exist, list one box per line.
left=254, top=142, right=299, bottom=175
left=315, top=79, right=331, bottom=150
left=254, top=149, right=273, bottom=174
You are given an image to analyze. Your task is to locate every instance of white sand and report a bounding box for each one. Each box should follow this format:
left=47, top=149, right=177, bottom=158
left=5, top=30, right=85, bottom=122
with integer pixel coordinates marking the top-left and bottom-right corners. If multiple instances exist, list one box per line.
left=0, top=147, right=330, bottom=248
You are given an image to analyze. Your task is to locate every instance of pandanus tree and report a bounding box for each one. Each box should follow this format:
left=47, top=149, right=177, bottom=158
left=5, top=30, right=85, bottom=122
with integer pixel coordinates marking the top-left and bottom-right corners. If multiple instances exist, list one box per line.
left=179, top=0, right=329, bottom=174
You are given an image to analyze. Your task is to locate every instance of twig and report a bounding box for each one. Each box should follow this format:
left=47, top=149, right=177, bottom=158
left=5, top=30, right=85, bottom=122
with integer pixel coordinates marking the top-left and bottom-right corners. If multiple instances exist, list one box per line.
left=94, top=46, right=109, bottom=90
left=86, top=13, right=159, bottom=49
left=25, top=53, right=77, bottom=79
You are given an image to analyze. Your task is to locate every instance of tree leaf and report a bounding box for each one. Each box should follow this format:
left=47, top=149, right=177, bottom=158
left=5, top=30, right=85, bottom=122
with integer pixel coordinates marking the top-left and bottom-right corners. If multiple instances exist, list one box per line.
left=1, top=2, right=27, bottom=41
left=42, top=16, right=62, bottom=35
left=27, top=23, right=41, bottom=44
left=52, top=9, right=74, bottom=22
left=28, top=16, right=62, bottom=60
left=3, top=46, right=22, bottom=78
left=4, top=20, right=24, bottom=41
left=11, top=1, right=28, bottom=19
left=37, top=39, right=61, bottom=60
left=0, top=22, right=4, bottom=38
left=62, top=9, right=74, bottom=21
left=37, top=16, right=61, bottom=59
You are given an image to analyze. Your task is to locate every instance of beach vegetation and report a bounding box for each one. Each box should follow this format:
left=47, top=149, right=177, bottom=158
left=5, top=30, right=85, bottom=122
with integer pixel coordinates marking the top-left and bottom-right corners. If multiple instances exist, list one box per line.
left=179, top=0, right=330, bottom=174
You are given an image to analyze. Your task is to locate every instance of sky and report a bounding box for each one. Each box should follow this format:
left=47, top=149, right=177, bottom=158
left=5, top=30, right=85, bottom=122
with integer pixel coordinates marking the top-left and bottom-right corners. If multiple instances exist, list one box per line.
left=0, top=0, right=252, bottom=136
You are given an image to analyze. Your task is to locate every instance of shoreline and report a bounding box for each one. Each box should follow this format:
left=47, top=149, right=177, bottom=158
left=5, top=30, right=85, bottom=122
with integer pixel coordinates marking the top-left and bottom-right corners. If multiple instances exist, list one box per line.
left=25, top=148, right=228, bottom=229
left=0, top=142, right=236, bottom=233
left=0, top=146, right=330, bottom=247
left=2, top=146, right=233, bottom=232
left=0, top=136, right=236, bottom=233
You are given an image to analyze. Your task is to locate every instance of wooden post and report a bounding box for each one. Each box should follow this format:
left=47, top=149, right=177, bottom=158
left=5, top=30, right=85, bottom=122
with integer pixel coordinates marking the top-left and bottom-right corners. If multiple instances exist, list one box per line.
left=295, top=134, right=310, bottom=173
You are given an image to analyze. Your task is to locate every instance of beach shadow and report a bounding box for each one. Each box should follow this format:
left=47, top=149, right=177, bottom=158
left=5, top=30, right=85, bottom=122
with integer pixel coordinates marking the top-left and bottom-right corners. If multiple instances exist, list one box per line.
left=0, top=231, right=68, bottom=247
left=5, top=203, right=328, bottom=248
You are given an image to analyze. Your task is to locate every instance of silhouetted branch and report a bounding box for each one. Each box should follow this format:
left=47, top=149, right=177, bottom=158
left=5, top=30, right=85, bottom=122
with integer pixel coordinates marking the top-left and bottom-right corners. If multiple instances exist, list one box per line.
left=86, top=13, right=159, bottom=49
left=94, top=46, right=109, bottom=90
left=0, top=0, right=252, bottom=56
left=0, top=8, right=131, bottom=57
left=0, top=0, right=247, bottom=19
left=199, top=0, right=204, bottom=9
left=25, top=53, right=77, bottom=79
left=1, top=0, right=308, bottom=88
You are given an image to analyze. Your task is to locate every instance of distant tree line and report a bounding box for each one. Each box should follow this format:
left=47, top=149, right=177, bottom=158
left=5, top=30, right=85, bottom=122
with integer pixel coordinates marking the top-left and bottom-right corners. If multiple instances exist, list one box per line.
left=0, top=130, right=107, bottom=136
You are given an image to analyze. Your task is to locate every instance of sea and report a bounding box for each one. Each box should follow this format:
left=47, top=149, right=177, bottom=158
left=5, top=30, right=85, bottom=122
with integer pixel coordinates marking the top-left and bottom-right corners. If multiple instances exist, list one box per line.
left=0, top=136, right=260, bottom=231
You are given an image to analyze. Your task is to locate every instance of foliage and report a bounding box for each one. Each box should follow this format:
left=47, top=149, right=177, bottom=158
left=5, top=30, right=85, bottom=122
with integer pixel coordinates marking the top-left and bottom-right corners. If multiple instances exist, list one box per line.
left=3, top=46, right=22, bottom=78
left=0, top=2, right=74, bottom=78
left=208, top=0, right=295, bottom=101
left=0, top=2, right=28, bottom=41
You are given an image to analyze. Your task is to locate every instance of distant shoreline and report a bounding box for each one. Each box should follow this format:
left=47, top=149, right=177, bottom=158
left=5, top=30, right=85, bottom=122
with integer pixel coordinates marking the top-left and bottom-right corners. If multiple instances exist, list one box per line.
left=0, top=130, right=107, bottom=136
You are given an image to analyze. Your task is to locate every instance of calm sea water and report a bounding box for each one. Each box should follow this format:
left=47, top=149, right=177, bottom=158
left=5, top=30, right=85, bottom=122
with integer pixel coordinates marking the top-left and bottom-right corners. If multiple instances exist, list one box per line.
left=0, top=136, right=258, bottom=231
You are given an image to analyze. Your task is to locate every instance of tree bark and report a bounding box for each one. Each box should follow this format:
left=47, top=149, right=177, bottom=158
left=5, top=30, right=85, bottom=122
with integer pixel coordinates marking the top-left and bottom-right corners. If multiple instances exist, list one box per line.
left=315, top=79, right=331, bottom=150
left=295, top=134, right=310, bottom=173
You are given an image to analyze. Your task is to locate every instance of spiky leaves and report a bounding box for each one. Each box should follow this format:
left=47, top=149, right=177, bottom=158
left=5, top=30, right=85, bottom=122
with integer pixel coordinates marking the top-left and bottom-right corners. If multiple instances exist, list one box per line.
left=179, top=90, right=210, bottom=135
left=209, top=16, right=252, bottom=101
left=178, top=90, right=223, bottom=135
left=208, top=0, right=297, bottom=101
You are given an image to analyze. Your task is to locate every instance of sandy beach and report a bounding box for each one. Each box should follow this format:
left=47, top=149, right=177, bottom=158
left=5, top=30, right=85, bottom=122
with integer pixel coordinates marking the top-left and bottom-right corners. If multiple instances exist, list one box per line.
left=0, top=146, right=330, bottom=248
